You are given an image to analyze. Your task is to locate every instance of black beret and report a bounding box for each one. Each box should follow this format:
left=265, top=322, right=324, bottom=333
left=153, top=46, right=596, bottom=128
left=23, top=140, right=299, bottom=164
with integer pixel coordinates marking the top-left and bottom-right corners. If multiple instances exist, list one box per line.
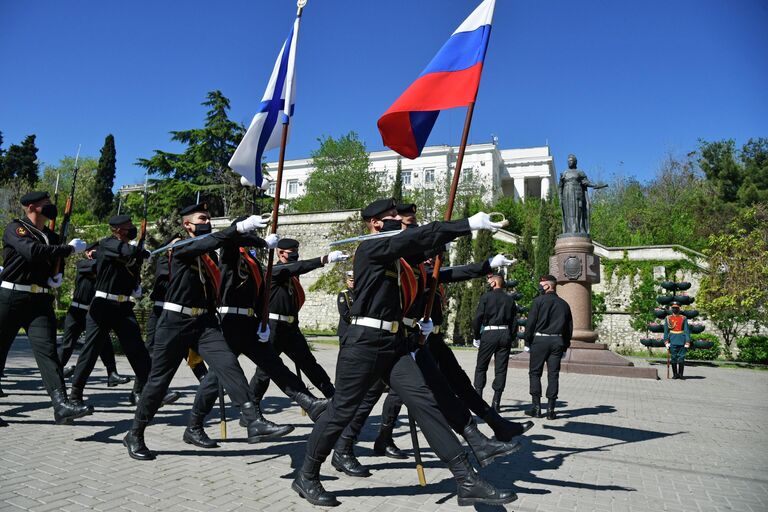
left=86, top=240, right=100, bottom=252
left=20, top=191, right=50, bottom=206
left=396, top=203, right=417, bottom=215
left=277, top=238, right=299, bottom=250
left=361, top=198, right=396, bottom=220
left=179, top=202, right=208, bottom=216
left=108, top=214, right=132, bottom=226
left=539, top=274, right=557, bottom=283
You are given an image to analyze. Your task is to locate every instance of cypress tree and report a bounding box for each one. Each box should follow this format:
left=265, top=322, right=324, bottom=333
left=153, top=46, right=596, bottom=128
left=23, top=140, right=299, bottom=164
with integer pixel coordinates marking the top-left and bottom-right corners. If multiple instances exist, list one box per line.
left=92, top=134, right=116, bottom=220
left=392, top=157, right=403, bottom=202
left=451, top=200, right=474, bottom=344
left=2, top=135, right=39, bottom=185
left=535, top=199, right=552, bottom=277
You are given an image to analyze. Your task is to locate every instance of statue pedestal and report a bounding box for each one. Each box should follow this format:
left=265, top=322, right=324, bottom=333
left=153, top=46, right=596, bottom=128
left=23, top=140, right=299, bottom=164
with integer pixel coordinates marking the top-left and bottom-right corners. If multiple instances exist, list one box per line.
left=508, top=235, right=658, bottom=380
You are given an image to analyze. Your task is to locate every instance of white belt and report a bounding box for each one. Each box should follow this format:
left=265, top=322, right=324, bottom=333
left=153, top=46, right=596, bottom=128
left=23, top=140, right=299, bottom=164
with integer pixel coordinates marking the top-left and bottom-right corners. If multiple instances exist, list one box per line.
left=535, top=332, right=560, bottom=336
left=94, top=291, right=131, bottom=303
left=154, top=301, right=165, bottom=308
left=269, top=313, right=295, bottom=324
left=485, top=326, right=508, bottom=331
left=352, top=316, right=399, bottom=333
left=1, top=281, right=50, bottom=294
left=163, top=302, right=207, bottom=317
left=402, top=317, right=418, bottom=328
left=70, top=301, right=90, bottom=311
left=219, top=306, right=255, bottom=317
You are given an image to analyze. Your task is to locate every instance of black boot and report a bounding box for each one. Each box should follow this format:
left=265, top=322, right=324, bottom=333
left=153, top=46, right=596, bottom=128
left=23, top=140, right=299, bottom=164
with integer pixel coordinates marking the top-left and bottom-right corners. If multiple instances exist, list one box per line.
left=292, top=455, right=340, bottom=507
left=483, top=408, right=533, bottom=442
left=242, top=401, right=294, bottom=443
left=546, top=399, right=557, bottom=420
left=448, top=452, right=517, bottom=507
left=331, top=436, right=371, bottom=477
left=462, top=420, right=521, bottom=468
left=123, top=420, right=155, bottom=461
left=491, top=390, right=502, bottom=412
left=316, top=381, right=335, bottom=398
left=373, top=421, right=407, bottom=459
left=108, top=371, right=131, bottom=387
left=183, top=411, right=219, bottom=448
left=525, top=396, right=543, bottom=418
left=671, top=363, right=679, bottom=379
left=69, top=386, right=94, bottom=413
left=678, top=361, right=685, bottom=380
left=290, top=390, right=329, bottom=422
left=191, top=362, right=208, bottom=382
left=51, top=388, right=92, bottom=424
left=130, top=388, right=181, bottom=407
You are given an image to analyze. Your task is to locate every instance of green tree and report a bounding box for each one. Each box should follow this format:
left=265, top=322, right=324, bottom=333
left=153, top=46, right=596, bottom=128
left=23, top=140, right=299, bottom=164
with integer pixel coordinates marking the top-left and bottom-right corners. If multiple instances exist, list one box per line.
left=535, top=198, right=555, bottom=277
left=291, top=132, right=384, bottom=212
left=392, top=157, right=403, bottom=203
left=451, top=200, right=474, bottom=344
left=40, top=156, right=100, bottom=225
left=2, top=134, right=39, bottom=186
left=698, top=205, right=768, bottom=356
left=91, top=134, right=116, bottom=220
left=698, top=139, right=742, bottom=203
left=627, top=270, right=659, bottom=333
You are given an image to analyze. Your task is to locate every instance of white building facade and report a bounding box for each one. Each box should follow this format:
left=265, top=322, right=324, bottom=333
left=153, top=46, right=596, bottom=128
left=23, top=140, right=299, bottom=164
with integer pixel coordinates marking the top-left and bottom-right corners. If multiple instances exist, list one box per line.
left=264, top=143, right=556, bottom=204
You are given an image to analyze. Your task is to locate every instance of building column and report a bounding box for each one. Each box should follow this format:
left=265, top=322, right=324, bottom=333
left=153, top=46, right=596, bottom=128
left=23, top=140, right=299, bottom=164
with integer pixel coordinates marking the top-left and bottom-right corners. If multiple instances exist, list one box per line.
left=514, top=177, right=525, bottom=201
left=541, top=176, right=550, bottom=200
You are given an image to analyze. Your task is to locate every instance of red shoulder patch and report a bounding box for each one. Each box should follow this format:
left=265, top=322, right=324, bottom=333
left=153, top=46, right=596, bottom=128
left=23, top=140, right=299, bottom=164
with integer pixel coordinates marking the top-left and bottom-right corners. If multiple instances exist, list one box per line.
left=15, top=226, right=28, bottom=237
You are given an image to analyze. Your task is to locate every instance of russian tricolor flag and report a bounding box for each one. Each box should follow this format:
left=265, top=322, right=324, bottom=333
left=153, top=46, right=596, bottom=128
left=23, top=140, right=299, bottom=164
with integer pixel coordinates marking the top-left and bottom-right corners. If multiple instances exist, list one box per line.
left=377, top=0, right=496, bottom=159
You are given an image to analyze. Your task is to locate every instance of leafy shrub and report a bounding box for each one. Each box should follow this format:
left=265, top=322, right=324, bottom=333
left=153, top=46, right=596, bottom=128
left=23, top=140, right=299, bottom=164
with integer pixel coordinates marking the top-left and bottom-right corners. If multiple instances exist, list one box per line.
left=687, top=333, right=721, bottom=360
left=736, top=335, right=768, bottom=364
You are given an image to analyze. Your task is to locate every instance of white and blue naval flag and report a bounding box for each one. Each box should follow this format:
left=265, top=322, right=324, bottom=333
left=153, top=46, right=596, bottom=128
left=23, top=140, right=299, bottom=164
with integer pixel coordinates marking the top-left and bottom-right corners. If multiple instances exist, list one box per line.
left=229, top=17, right=300, bottom=187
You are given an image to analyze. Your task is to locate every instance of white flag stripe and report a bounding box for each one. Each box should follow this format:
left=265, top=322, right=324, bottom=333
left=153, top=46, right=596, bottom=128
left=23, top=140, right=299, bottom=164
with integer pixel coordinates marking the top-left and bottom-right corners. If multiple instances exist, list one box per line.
left=452, top=0, right=495, bottom=35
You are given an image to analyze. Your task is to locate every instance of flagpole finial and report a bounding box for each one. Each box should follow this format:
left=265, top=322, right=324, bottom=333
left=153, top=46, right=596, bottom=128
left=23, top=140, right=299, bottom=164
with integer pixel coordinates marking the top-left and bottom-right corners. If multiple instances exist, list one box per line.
left=297, top=0, right=307, bottom=15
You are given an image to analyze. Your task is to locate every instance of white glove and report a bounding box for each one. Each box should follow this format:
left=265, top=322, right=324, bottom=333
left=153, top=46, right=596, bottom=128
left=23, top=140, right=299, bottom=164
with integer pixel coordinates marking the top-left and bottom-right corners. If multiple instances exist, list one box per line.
left=664, top=341, right=670, bottom=348
left=257, top=323, right=271, bottom=343
left=0, top=266, right=4, bottom=274
left=472, top=339, right=480, bottom=348
left=47, top=273, right=63, bottom=288
left=326, top=251, right=350, bottom=264
left=236, top=215, right=268, bottom=233
left=467, top=212, right=504, bottom=232
left=524, top=345, right=530, bottom=352
left=131, top=285, right=142, bottom=298
left=69, top=238, right=86, bottom=253
left=418, top=318, right=433, bottom=337
left=264, top=233, right=280, bottom=250
left=489, top=254, right=517, bottom=268
left=129, top=240, right=138, bottom=246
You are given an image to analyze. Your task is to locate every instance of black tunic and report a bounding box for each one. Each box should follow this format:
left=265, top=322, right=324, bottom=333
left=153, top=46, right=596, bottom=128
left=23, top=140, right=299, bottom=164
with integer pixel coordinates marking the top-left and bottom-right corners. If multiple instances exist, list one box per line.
left=336, top=288, right=354, bottom=338
left=72, top=259, right=97, bottom=304
left=472, top=289, right=517, bottom=340
left=219, top=233, right=268, bottom=311
left=270, top=257, right=324, bottom=320
left=94, top=237, right=146, bottom=295
left=523, top=292, right=573, bottom=348
left=0, top=218, right=72, bottom=286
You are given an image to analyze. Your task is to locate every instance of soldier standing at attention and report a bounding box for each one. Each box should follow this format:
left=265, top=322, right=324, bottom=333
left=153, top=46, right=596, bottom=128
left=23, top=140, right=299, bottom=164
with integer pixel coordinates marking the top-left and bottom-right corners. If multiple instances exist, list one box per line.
left=472, top=273, right=517, bottom=412
left=524, top=275, right=573, bottom=420
left=68, top=215, right=153, bottom=409
left=58, top=241, right=131, bottom=387
left=0, top=191, right=90, bottom=423
left=664, top=301, right=691, bottom=380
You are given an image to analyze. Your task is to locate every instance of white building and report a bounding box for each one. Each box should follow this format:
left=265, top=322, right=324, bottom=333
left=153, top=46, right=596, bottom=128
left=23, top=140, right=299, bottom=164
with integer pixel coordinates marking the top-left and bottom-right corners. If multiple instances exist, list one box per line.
left=264, top=143, right=556, bottom=204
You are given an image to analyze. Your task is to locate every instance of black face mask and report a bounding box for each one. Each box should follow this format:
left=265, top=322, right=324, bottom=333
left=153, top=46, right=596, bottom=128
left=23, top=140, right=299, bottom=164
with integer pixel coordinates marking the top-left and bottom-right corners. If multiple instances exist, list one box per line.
left=193, top=222, right=212, bottom=236
left=41, top=204, right=58, bottom=221
left=537, top=285, right=546, bottom=295
left=381, top=219, right=402, bottom=232
left=404, top=222, right=418, bottom=229
left=126, top=226, right=138, bottom=240
left=286, top=252, right=300, bottom=262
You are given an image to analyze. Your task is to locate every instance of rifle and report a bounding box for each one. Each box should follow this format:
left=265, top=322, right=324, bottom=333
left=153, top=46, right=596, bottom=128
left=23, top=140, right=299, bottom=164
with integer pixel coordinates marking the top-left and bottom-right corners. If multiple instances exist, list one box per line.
left=48, top=171, right=60, bottom=231
left=53, top=145, right=81, bottom=276
left=134, top=174, right=150, bottom=286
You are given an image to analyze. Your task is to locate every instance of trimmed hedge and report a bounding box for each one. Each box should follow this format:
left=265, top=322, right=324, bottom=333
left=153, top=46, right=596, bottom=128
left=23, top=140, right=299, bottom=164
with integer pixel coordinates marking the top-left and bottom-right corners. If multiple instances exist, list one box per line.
left=736, top=335, right=768, bottom=365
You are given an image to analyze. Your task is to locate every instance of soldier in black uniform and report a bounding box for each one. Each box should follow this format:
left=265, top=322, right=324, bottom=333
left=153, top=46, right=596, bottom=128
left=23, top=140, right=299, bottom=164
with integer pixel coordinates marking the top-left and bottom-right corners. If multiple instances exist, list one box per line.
left=524, top=274, right=573, bottom=420
left=0, top=191, right=91, bottom=423
left=69, top=215, right=153, bottom=409
left=336, top=270, right=354, bottom=339
left=58, top=241, right=131, bottom=387
left=122, top=204, right=293, bottom=460
left=292, top=198, right=517, bottom=507
left=472, top=273, right=517, bottom=411
left=184, top=218, right=329, bottom=448
left=248, top=238, right=344, bottom=401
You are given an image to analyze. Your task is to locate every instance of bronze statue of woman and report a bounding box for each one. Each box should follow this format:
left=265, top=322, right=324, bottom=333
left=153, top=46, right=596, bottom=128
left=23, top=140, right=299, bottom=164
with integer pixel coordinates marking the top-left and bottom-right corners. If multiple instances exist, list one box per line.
left=559, top=154, right=607, bottom=236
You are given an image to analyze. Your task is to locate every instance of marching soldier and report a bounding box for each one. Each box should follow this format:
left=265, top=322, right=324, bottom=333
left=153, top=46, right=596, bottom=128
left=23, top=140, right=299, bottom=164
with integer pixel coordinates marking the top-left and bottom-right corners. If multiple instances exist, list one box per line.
left=123, top=204, right=292, bottom=460
left=336, top=270, right=354, bottom=339
left=292, top=198, right=517, bottom=507
left=185, top=217, right=329, bottom=449
left=0, top=191, right=91, bottom=423
left=68, top=215, right=153, bottom=409
left=524, top=275, right=573, bottom=420
left=248, top=238, right=345, bottom=401
left=58, top=241, right=131, bottom=387
left=664, top=301, right=691, bottom=380
left=472, top=273, right=517, bottom=411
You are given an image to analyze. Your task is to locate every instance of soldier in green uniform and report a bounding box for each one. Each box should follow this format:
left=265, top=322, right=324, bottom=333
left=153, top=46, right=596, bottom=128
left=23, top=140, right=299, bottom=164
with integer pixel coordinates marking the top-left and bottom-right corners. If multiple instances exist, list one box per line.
left=664, top=301, right=691, bottom=380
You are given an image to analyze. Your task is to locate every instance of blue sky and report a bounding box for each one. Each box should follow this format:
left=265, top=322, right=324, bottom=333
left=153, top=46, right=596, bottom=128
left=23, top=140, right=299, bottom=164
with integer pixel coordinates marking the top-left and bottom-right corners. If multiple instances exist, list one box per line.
left=1, top=0, right=766, bottom=189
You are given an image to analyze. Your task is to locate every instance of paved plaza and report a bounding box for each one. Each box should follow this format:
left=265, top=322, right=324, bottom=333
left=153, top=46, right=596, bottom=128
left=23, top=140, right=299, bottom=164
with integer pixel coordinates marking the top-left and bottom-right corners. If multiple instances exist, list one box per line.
left=1, top=336, right=767, bottom=512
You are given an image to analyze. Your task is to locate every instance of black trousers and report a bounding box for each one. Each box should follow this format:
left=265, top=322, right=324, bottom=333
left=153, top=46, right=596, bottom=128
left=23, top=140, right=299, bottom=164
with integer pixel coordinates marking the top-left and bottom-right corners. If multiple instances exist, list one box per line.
left=145, top=305, right=162, bottom=357
left=57, top=306, right=118, bottom=373
left=193, top=314, right=312, bottom=417
left=529, top=335, right=565, bottom=399
left=428, top=333, right=490, bottom=417
left=71, top=299, right=151, bottom=391
left=304, top=324, right=464, bottom=464
left=473, top=330, right=512, bottom=393
left=0, top=289, right=64, bottom=396
left=134, top=311, right=258, bottom=426
left=339, top=379, right=403, bottom=441
left=249, top=320, right=334, bottom=399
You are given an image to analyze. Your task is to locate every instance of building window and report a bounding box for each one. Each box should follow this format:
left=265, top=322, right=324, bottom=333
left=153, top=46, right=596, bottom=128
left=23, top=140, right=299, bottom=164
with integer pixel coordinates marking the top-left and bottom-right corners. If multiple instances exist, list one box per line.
left=287, top=179, right=299, bottom=195
left=268, top=182, right=276, bottom=196
left=402, top=170, right=412, bottom=186
left=424, top=168, right=435, bottom=184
